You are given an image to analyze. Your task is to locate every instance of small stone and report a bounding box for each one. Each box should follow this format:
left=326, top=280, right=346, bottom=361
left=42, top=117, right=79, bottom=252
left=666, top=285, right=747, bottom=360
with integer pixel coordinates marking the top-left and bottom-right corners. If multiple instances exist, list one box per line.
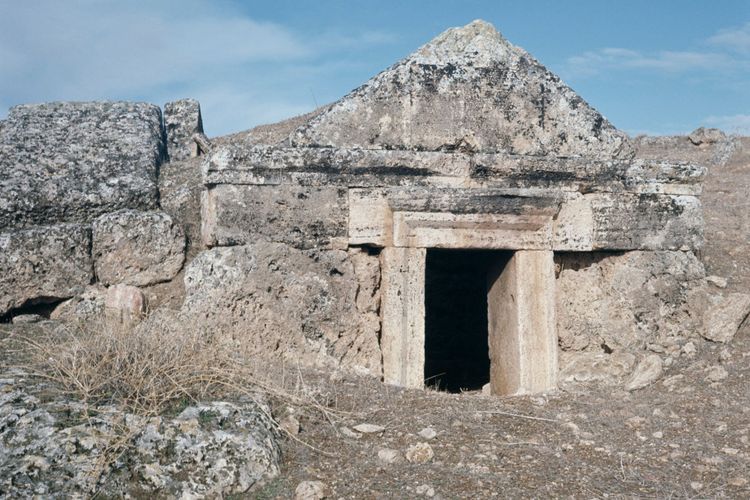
left=625, top=416, right=647, bottom=429
left=279, top=415, right=300, bottom=436
left=706, top=275, right=728, bottom=288
left=690, top=481, right=703, bottom=491
left=719, top=348, right=732, bottom=363
left=416, top=484, right=435, bottom=497
left=729, top=477, right=748, bottom=487
left=11, top=313, right=44, bottom=324
left=647, top=343, right=665, bottom=353
left=104, top=284, right=147, bottom=327
left=339, top=426, right=362, bottom=439
left=705, top=365, right=728, bottom=382
left=564, top=421, right=581, bottom=434
left=652, top=431, right=663, bottom=439
left=481, top=382, right=491, bottom=395
left=406, top=442, right=434, bottom=464
left=377, top=448, right=402, bottom=464
left=722, top=447, right=739, bottom=455
left=662, top=374, right=684, bottom=391
left=353, top=423, right=385, bottom=434
left=625, top=354, right=663, bottom=391
left=418, top=427, right=437, bottom=440
left=295, top=480, right=327, bottom=500
left=681, top=342, right=697, bottom=358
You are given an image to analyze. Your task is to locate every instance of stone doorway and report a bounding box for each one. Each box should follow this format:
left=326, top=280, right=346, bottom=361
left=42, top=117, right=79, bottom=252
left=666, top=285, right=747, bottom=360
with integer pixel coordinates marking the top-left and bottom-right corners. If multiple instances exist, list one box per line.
left=380, top=247, right=558, bottom=396
left=423, top=249, right=512, bottom=392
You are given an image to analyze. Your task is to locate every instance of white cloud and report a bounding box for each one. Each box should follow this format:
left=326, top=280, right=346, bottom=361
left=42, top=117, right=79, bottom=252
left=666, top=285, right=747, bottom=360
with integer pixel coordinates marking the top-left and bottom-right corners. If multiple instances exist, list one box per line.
left=565, top=47, right=734, bottom=77
left=704, top=114, right=750, bottom=134
left=563, top=22, right=750, bottom=79
left=0, top=1, right=309, bottom=98
left=708, top=22, right=750, bottom=53
left=0, top=0, right=396, bottom=135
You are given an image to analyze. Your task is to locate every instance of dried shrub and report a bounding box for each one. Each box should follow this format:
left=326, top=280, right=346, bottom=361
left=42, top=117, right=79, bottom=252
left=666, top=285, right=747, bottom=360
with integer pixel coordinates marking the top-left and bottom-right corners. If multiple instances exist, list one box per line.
left=15, top=310, right=343, bottom=428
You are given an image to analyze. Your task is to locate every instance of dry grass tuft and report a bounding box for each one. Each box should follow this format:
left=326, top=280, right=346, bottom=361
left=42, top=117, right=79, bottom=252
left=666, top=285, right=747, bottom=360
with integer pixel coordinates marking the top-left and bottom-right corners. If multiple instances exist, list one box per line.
left=14, top=311, right=347, bottom=433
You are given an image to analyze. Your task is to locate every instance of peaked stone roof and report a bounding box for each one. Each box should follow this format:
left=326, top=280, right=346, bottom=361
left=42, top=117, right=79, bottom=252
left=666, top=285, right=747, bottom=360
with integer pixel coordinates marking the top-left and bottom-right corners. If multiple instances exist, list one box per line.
left=290, top=20, right=633, bottom=159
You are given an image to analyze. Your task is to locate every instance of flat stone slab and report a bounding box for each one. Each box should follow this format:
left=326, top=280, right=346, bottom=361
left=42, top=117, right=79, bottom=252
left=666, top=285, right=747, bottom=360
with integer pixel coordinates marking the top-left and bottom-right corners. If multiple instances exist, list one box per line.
left=0, top=101, right=165, bottom=231
left=203, top=144, right=703, bottom=195
left=0, top=224, right=92, bottom=315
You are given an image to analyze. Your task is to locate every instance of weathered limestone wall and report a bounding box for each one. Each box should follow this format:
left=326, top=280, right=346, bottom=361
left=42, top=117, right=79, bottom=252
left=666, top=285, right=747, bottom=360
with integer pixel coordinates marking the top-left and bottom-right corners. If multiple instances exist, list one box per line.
left=555, top=248, right=750, bottom=385
left=555, top=251, right=706, bottom=353
left=635, top=131, right=750, bottom=291
left=0, top=100, right=202, bottom=318
left=181, top=243, right=382, bottom=375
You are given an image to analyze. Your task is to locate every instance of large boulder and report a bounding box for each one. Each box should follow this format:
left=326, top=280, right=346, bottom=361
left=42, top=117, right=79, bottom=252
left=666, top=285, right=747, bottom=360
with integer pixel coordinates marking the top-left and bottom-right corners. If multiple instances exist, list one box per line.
left=92, top=210, right=185, bottom=287
left=0, top=381, right=280, bottom=498
left=0, top=224, right=92, bottom=316
left=0, top=101, right=165, bottom=231
left=182, top=243, right=381, bottom=375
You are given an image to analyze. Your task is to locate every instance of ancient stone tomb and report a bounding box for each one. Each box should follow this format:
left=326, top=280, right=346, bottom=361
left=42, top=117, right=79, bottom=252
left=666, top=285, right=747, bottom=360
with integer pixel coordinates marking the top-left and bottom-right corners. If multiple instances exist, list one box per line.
left=197, top=21, right=702, bottom=395
left=0, top=21, right=713, bottom=396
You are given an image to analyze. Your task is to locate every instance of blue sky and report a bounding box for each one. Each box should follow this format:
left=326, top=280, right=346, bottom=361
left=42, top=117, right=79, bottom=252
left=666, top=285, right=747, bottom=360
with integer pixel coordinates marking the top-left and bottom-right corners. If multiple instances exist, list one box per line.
left=1, top=0, right=749, bottom=137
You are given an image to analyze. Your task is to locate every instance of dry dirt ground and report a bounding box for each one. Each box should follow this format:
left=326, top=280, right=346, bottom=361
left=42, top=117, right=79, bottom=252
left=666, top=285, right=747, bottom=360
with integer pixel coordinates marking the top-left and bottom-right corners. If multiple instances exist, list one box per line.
left=2, top=322, right=749, bottom=499
left=254, top=331, right=750, bottom=499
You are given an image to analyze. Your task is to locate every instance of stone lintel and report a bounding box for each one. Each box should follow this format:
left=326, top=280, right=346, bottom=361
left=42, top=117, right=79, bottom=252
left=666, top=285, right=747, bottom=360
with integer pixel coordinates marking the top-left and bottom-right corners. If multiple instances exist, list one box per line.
left=392, top=212, right=553, bottom=249
left=349, top=188, right=702, bottom=252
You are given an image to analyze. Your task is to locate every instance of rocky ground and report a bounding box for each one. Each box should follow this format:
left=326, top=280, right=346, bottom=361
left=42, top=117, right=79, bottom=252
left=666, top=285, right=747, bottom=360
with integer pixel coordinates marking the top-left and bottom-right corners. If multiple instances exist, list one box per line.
left=2, top=320, right=749, bottom=498
left=255, top=327, right=750, bottom=499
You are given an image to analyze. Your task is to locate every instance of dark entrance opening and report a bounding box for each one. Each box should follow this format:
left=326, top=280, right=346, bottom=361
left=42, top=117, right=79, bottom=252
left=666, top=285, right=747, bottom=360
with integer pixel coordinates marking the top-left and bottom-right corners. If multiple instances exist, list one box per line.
left=424, top=248, right=512, bottom=393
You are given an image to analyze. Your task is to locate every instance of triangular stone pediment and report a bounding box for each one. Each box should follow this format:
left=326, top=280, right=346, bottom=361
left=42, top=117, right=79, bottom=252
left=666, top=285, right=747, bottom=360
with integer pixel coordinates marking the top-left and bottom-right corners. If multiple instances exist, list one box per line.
left=290, top=20, right=632, bottom=159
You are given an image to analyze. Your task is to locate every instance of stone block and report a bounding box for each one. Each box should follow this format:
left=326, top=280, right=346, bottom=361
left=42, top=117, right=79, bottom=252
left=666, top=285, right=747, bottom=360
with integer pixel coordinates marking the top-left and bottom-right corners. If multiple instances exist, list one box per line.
left=92, top=210, right=185, bottom=286
left=0, top=101, right=164, bottom=231
left=488, top=250, right=557, bottom=395
left=201, top=184, right=347, bottom=250
left=590, top=193, right=702, bottom=251
left=380, top=247, right=426, bottom=387
left=159, top=156, right=203, bottom=252
left=0, top=224, right=92, bottom=315
left=104, top=284, right=147, bottom=328
left=164, top=99, right=204, bottom=162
